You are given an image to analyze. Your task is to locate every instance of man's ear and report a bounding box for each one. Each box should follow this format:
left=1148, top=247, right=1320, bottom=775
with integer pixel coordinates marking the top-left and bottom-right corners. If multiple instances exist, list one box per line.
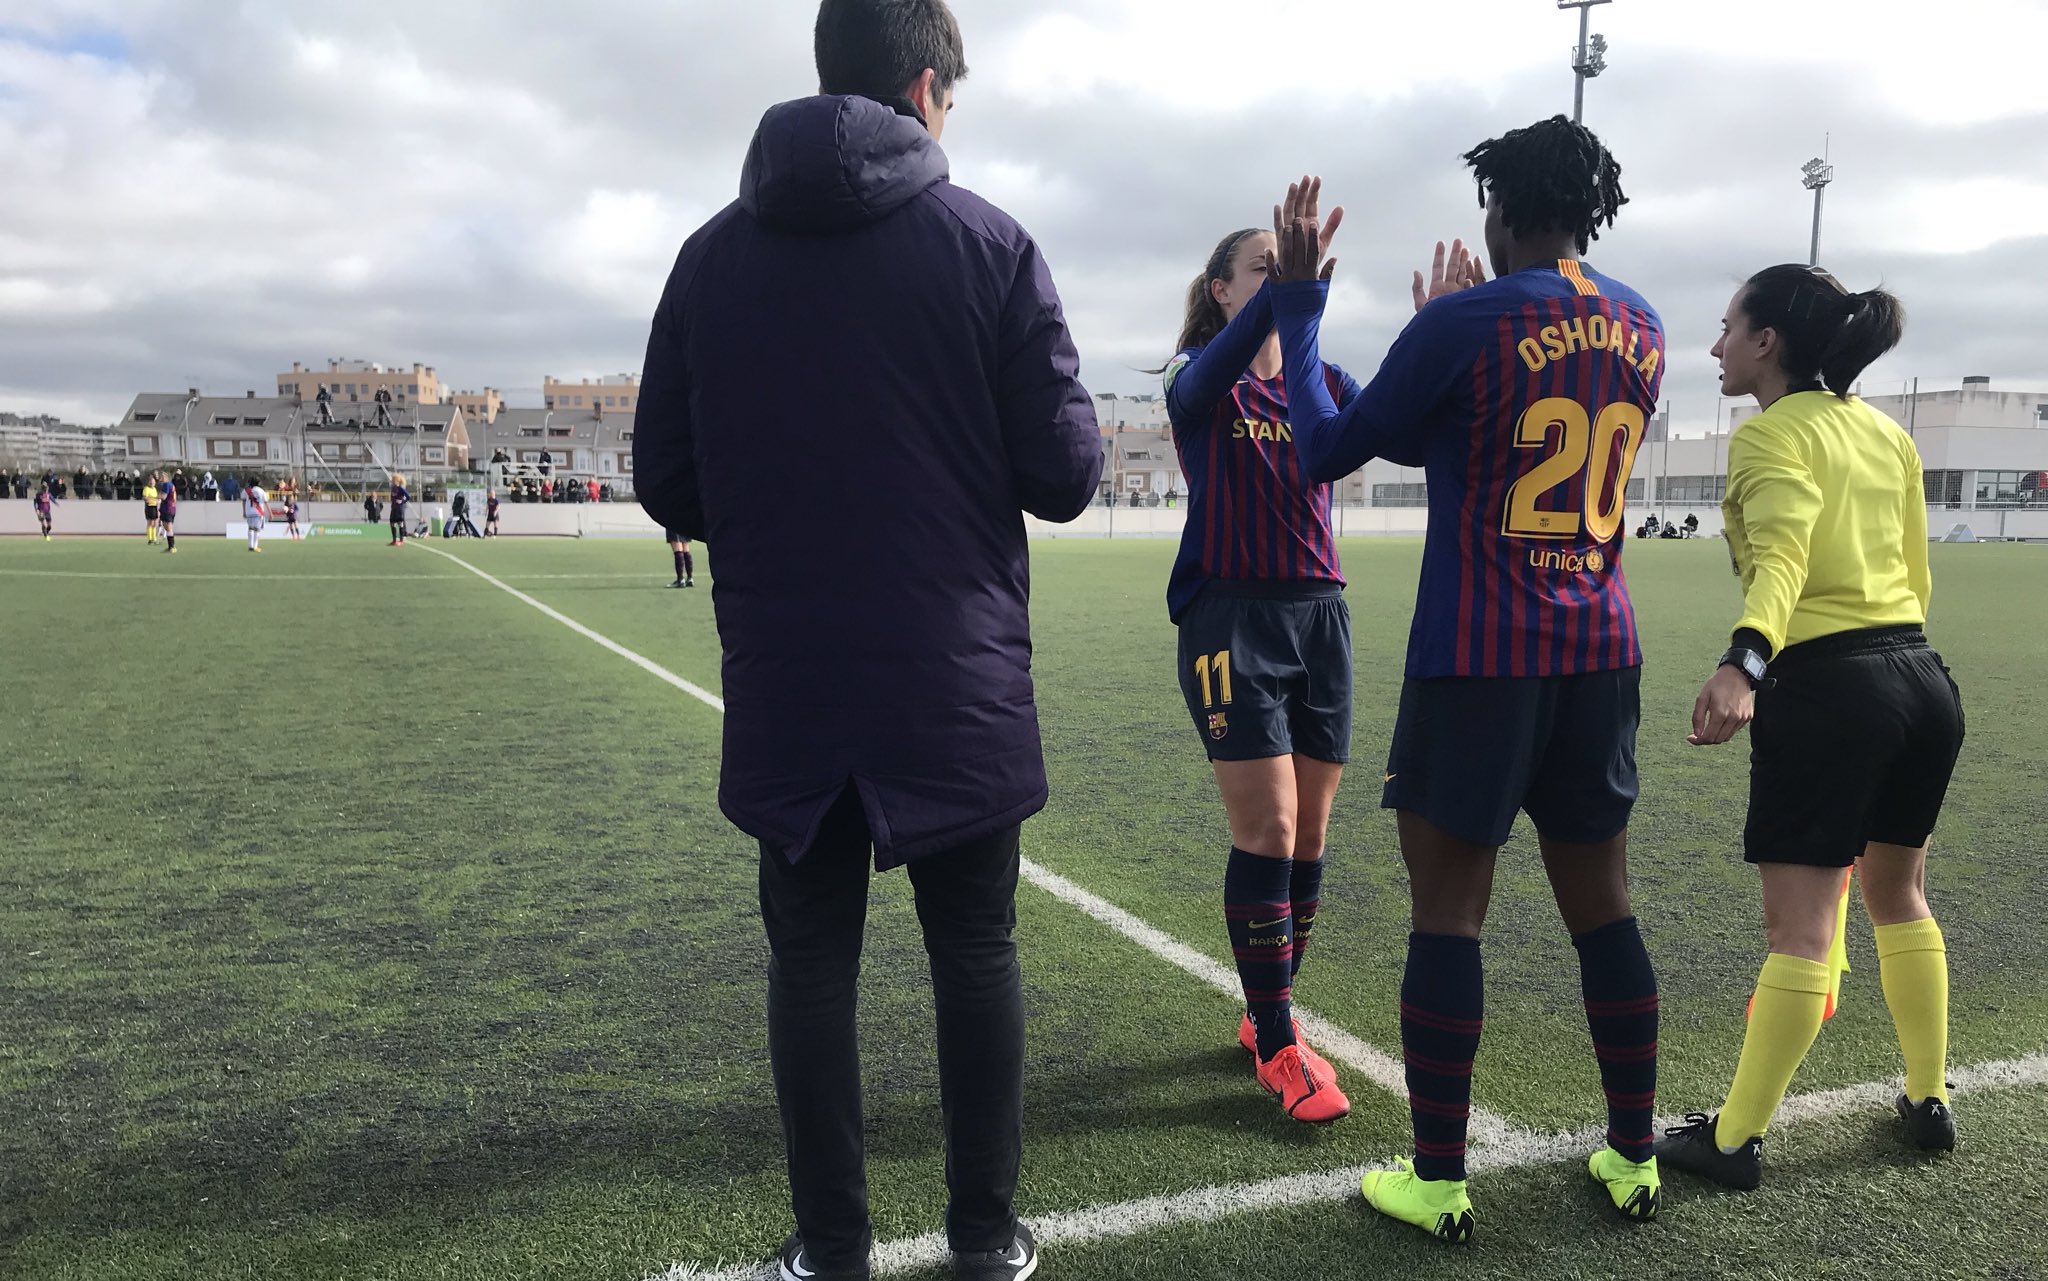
left=904, top=68, right=937, bottom=119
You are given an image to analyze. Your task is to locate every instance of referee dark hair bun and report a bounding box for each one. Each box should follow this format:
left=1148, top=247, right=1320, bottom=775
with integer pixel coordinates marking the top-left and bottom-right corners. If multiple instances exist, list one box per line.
left=1739, top=265, right=1906, bottom=399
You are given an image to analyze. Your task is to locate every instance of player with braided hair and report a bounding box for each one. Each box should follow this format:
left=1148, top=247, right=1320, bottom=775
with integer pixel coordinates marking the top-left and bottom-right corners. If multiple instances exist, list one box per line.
left=1265, top=115, right=1668, bottom=1239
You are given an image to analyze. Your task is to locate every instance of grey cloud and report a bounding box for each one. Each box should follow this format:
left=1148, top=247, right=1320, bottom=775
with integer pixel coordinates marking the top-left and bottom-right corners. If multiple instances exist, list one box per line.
left=1, top=4, right=2043, bottom=434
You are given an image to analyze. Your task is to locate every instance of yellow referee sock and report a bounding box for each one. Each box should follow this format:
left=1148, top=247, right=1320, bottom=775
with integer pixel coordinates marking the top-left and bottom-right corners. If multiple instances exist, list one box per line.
left=1718, top=953, right=1832, bottom=1149
left=1876, top=918, right=1949, bottom=1104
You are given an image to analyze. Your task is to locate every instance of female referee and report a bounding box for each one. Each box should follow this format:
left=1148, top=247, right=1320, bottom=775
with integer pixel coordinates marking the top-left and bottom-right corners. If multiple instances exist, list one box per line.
left=1658, top=266, right=1965, bottom=1189
left=1162, top=180, right=1355, bottom=1125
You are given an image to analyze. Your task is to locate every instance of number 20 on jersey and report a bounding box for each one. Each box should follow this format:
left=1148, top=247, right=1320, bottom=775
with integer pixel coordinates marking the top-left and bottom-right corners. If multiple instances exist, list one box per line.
left=1501, top=396, right=1646, bottom=543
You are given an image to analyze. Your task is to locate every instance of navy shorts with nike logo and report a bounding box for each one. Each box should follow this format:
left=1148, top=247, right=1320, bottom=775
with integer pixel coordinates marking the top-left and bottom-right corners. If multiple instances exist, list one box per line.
left=1175, top=581, right=1351, bottom=764
left=1382, top=666, right=1641, bottom=848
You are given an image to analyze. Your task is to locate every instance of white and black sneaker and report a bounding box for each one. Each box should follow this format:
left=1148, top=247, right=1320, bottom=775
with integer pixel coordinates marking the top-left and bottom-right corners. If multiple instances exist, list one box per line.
left=952, top=1222, right=1038, bottom=1280
left=777, top=1232, right=869, bottom=1281
left=1896, top=1092, right=1957, bottom=1151
left=1655, top=1112, right=1763, bottom=1191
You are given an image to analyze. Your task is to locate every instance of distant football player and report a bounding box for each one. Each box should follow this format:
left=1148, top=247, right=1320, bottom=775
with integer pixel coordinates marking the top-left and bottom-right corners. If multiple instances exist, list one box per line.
left=243, top=481, right=268, bottom=552
left=667, top=529, right=694, bottom=589
left=1269, top=116, right=1668, bottom=1235
left=388, top=474, right=409, bottom=546
left=34, top=481, right=55, bottom=540
left=158, top=473, right=179, bottom=553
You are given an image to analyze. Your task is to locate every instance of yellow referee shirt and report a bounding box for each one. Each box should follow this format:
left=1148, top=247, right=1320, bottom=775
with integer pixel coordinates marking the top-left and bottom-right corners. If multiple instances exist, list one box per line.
left=1723, top=391, right=1931, bottom=654
left=143, top=483, right=159, bottom=505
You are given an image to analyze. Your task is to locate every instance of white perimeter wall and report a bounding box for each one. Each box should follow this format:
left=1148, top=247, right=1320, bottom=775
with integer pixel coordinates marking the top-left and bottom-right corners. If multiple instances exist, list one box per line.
left=7, top=499, right=2045, bottom=542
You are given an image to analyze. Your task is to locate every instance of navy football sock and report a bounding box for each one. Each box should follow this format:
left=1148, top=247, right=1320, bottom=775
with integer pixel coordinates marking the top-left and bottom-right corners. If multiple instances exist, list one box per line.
left=1288, top=855, right=1324, bottom=981
left=1225, top=847, right=1295, bottom=1061
left=1573, top=916, right=1659, bottom=1164
left=674, top=549, right=686, bottom=579
left=683, top=551, right=694, bottom=579
left=1402, top=932, right=1483, bottom=1182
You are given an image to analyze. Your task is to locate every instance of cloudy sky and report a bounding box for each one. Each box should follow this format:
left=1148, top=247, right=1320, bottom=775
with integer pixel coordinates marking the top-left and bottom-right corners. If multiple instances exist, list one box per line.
left=3, top=0, right=2046, bottom=433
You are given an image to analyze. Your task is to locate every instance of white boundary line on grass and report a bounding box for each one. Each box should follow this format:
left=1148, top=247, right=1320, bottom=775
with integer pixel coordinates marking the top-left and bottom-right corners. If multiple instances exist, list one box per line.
left=415, top=543, right=1499, bottom=1129
left=415, top=544, right=725, bottom=710
left=412, top=544, right=2048, bottom=1281
left=1019, top=861, right=1514, bottom=1147
left=0, top=568, right=464, bottom=581
left=653, top=1053, right=2048, bottom=1281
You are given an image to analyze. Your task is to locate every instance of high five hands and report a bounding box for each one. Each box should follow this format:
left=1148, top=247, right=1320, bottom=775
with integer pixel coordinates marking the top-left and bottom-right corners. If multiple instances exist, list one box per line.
left=1264, top=174, right=1487, bottom=309
left=1412, top=239, right=1488, bottom=312
left=1264, top=176, right=1345, bottom=284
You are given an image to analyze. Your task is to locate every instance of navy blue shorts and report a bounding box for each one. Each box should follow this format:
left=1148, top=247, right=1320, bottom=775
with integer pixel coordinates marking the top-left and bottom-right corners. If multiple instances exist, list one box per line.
left=1382, top=667, right=1640, bottom=847
left=1175, top=583, right=1351, bottom=764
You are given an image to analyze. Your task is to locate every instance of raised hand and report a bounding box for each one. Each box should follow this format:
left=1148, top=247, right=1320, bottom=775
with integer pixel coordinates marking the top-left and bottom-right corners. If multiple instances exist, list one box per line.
left=1410, top=239, right=1488, bottom=312
left=1265, top=174, right=1346, bottom=285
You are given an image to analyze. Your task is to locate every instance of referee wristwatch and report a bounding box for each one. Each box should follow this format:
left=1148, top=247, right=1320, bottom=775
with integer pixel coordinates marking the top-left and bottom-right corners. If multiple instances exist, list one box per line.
left=1718, top=646, right=1768, bottom=687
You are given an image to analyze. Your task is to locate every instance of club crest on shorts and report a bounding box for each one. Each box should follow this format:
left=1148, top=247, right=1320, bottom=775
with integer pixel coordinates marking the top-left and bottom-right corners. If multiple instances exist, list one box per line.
left=1207, top=712, right=1229, bottom=740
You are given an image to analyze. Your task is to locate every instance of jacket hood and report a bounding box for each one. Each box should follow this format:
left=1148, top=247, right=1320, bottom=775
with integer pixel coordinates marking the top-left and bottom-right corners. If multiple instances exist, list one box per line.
left=739, top=94, right=948, bottom=232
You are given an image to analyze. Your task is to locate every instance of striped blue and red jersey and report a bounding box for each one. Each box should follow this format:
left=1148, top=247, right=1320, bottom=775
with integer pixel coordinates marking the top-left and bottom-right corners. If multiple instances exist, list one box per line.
left=160, top=481, right=177, bottom=517
left=34, top=489, right=52, bottom=515
left=1163, top=285, right=1361, bottom=621
left=1273, top=261, right=1666, bottom=678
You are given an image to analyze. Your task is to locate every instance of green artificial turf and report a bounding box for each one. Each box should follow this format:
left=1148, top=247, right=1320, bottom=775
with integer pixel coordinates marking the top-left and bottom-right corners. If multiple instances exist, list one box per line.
left=1, top=533, right=2041, bottom=1280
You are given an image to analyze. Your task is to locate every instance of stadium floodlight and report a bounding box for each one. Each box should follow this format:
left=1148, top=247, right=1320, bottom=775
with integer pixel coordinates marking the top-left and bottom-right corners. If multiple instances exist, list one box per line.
left=1801, top=148, right=1835, bottom=266
left=1558, top=0, right=1615, bottom=124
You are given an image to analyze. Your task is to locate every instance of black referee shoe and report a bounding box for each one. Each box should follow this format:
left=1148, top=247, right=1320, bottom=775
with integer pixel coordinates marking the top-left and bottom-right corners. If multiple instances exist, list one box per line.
left=953, top=1222, right=1038, bottom=1280
left=1896, top=1093, right=1957, bottom=1151
left=1654, top=1113, right=1763, bottom=1191
left=777, top=1232, right=869, bottom=1281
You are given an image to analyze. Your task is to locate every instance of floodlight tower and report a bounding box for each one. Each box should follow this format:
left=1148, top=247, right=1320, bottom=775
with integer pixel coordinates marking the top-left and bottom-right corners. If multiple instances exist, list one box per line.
left=1801, top=146, right=1835, bottom=266
left=1559, top=0, right=1613, bottom=124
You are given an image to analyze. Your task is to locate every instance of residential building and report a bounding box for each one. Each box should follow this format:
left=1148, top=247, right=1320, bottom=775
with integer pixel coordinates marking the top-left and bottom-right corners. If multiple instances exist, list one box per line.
left=478, top=407, right=634, bottom=489
left=277, top=359, right=445, bottom=406
left=118, top=390, right=469, bottom=485
left=0, top=413, right=126, bottom=470
left=449, top=387, right=503, bottom=423
left=544, top=373, right=639, bottom=412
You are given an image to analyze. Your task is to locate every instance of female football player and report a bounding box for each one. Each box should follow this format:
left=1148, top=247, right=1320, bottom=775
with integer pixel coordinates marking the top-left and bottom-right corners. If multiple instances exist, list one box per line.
left=1162, top=180, right=1356, bottom=1125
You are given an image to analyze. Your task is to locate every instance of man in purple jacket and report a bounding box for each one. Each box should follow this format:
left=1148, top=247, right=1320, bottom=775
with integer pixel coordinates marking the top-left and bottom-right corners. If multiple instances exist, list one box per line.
left=634, top=3, right=1101, bottom=1278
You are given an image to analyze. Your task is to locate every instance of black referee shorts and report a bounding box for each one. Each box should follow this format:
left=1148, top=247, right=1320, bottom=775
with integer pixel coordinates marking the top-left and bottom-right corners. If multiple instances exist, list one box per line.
left=1175, top=582, right=1351, bottom=764
left=1745, top=627, right=1964, bottom=867
left=1382, top=667, right=1641, bottom=848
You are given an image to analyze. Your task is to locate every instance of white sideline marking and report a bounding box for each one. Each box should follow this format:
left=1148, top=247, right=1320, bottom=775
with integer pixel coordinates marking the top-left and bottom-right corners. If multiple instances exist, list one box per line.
left=1018, top=860, right=1514, bottom=1147
left=0, top=568, right=462, bottom=581
left=424, top=542, right=1488, bottom=1128
left=413, top=544, right=725, bottom=710
left=411, top=544, right=2047, bottom=1280
left=655, top=1053, right=2048, bottom=1281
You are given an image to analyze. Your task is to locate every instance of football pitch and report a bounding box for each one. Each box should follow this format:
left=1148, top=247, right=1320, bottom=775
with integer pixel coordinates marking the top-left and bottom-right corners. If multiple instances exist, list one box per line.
left=2, top=533, right=2045, bottom=1281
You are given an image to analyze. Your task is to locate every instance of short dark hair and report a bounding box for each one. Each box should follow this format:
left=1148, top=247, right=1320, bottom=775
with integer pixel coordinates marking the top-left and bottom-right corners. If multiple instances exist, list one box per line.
left=1738, top=265, right=1906, bottom=399
left=815, top=0, right=968, bottom=100
left=1463, top=115, right=1626, bottom=255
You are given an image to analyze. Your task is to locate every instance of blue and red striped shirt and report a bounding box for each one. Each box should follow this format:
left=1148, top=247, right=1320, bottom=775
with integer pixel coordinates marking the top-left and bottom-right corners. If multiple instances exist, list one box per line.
left=1274, top=261, right=1666, bottom=678
left=1164, top=285, right=1360, bottom=621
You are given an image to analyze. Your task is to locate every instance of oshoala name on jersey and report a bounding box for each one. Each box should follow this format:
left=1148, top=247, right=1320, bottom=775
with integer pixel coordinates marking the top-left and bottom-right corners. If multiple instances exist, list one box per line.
left=1230, top=418, right=1293, bottom=443
left=1515, top=313, right=1662, bottom=381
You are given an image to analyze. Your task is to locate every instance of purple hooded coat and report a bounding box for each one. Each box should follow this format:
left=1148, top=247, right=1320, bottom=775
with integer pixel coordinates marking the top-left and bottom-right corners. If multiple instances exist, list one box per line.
left=635, top=95, right=1102, bottom=868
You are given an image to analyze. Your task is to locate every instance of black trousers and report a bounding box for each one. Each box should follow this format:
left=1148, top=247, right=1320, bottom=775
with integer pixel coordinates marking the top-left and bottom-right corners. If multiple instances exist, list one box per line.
left=758, top=784, right=1024, bottom=1270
